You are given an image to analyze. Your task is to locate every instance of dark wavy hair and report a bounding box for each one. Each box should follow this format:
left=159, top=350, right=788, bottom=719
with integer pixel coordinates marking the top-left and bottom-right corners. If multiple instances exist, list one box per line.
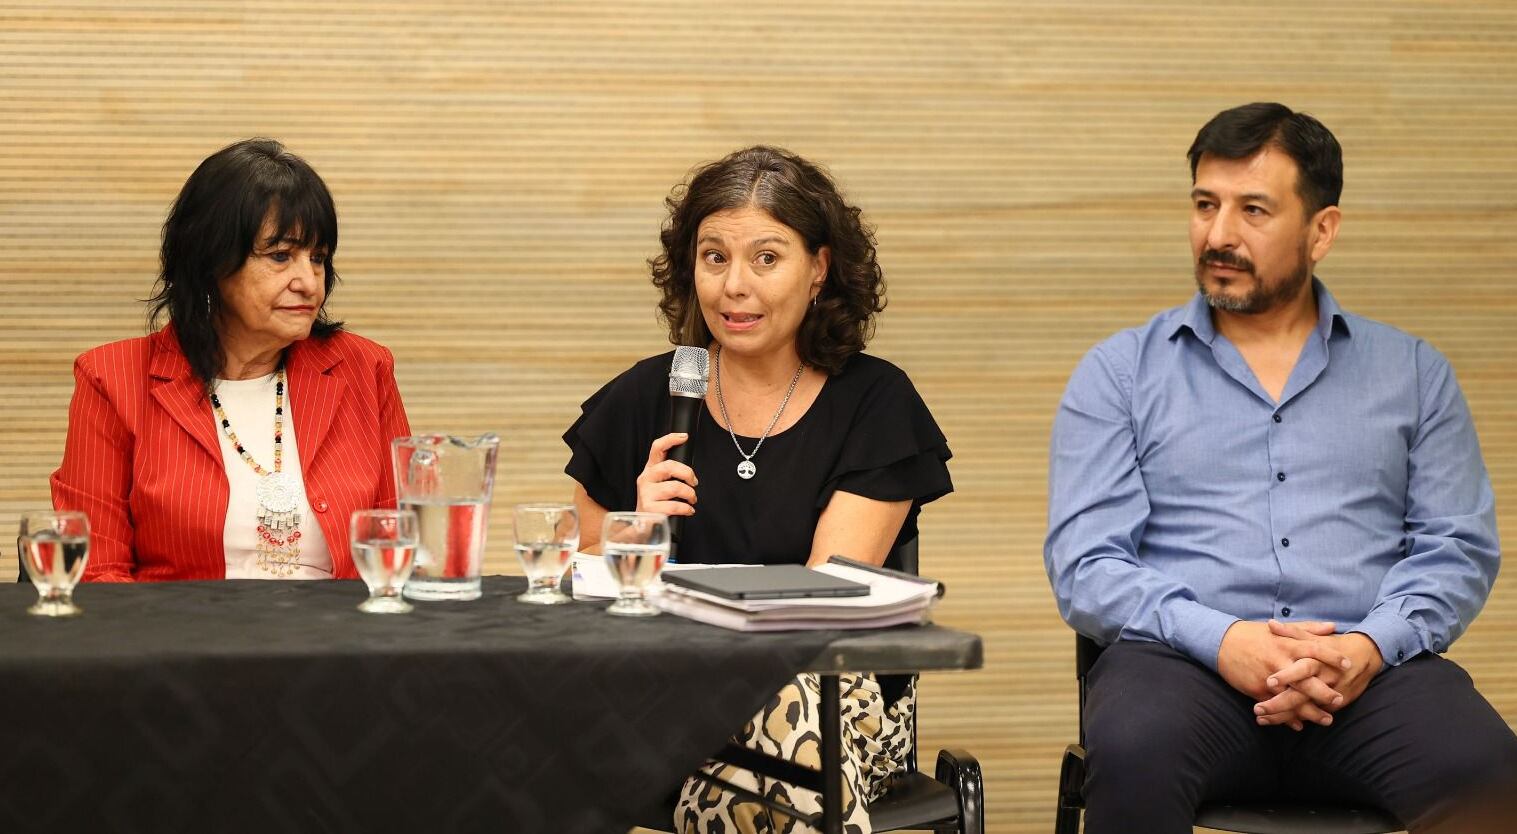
left=146, top=138, right=342, bottom=388
left=650, top=146, right=885, bottom=375
left=1188, top=102, right=1343, bottom=217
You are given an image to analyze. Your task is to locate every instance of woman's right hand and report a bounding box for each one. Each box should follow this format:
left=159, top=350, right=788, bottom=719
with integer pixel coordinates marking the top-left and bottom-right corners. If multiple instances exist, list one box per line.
left=636, top=432, right=698, bottom=517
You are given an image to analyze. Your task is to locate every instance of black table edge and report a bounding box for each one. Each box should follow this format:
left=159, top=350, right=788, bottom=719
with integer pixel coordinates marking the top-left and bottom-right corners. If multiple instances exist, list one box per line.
left=802, top=622, right=983, bottom=675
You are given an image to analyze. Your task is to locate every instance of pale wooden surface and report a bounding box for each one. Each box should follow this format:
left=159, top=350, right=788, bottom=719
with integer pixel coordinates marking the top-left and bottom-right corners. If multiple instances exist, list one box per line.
left=1, top=3, right=1514, bottom=831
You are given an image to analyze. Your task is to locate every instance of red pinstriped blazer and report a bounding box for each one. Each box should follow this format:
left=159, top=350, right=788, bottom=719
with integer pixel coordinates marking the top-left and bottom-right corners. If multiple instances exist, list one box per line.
left=51, top=326, right=411, bottom=582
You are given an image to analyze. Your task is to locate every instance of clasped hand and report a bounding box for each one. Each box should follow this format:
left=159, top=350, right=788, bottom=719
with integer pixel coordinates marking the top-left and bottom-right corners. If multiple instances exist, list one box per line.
left=1217, top=620, right=1383, bottom=732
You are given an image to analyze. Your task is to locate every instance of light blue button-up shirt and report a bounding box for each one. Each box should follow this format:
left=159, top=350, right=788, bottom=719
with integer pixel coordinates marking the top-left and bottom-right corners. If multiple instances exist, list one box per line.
left=1044, top=280, right=1499, bottom=670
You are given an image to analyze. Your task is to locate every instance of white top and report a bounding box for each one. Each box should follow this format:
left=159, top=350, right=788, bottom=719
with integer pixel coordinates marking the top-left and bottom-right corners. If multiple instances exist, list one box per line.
left=212, top=373, right=332, bottom=579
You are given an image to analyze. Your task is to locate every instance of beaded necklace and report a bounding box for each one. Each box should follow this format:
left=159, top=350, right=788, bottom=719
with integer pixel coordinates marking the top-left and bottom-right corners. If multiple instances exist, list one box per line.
left=210, top=366, right=302, bottom=577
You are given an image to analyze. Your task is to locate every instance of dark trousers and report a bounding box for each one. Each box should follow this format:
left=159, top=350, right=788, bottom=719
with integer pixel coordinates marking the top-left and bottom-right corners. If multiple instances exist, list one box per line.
left=1083, top=641, right=1517, bottom=833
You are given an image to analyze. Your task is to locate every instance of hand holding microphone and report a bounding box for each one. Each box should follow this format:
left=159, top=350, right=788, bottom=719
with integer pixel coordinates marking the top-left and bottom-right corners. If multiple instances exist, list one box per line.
left=636, top=433, right=698, bottom=517
left=636, top=347, right=709, bottom=556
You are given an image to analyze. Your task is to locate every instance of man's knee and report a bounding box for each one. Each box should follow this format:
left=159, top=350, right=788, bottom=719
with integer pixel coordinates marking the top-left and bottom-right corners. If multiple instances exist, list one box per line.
left=1080, top=642, right=1271, bottom=833
left=1082, top=707, right=1207, bottom=834
left=1348, top=654, right=1517, bottom=826
left=1083, top=642, right=1255, bottom=783
left=1086, top=697, right=1197, bottom=775
left=1415, top=701, right=1517, bottom=820
left=1371, top=655, right=1517, bottom=774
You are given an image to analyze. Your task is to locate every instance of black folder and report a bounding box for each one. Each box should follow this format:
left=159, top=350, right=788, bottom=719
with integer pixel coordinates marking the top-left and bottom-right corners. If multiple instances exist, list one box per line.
left=661, top=564, right=870, bottom=600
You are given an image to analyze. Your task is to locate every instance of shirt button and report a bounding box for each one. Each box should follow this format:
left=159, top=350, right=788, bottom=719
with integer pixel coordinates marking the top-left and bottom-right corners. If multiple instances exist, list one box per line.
left=1397, top=650, right=1406, bottom=661
left=1281, top=606, right=1292, bottom=617
left=1276, top=472, right=1286, bottom=482
left=314, top=500, right=329, bottom=513
left=1281, top=538, right=1290, bottom=548
left=1273, top=414, right=1283, bottom=423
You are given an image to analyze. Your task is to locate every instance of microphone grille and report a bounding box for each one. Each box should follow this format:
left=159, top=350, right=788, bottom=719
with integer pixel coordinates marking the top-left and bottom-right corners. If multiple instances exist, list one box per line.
left=669, top=346, right=710, bottom=397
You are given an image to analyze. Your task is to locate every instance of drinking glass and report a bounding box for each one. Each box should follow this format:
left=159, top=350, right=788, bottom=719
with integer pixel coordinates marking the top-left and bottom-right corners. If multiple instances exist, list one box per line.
left=350, top=509, right=419, bottom=614
left=601, top=511, right=669, bottom=617
left=512, top=503, right=578, bottom=605
left=19, top=510, right=90, bottom=617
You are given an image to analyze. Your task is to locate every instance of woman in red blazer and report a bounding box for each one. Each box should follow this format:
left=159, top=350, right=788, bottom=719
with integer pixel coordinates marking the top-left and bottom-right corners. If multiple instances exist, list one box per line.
left=51, top=139, right=410, bottom=582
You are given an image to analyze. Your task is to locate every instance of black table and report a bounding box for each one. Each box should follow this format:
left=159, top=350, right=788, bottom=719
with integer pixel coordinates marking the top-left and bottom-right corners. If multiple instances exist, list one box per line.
left=0, top=577, right=980, bottom=833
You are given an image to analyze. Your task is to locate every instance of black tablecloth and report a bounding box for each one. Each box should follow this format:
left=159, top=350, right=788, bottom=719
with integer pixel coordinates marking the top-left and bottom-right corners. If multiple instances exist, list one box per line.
left=0, top=577, right=849, bottom=833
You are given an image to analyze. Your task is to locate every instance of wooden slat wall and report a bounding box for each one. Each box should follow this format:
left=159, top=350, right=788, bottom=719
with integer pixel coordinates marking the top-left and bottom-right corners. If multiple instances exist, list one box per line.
left=2, top=2, right=1514, bottom=830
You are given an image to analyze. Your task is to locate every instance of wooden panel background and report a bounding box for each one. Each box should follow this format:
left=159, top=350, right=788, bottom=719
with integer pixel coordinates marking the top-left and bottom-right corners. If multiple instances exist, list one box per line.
left=1, top=2, right=1513, bottom=830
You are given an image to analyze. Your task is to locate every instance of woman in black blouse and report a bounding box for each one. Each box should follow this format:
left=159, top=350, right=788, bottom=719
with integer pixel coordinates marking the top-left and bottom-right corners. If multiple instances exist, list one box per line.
left=563, top=146, right=952, bottom=833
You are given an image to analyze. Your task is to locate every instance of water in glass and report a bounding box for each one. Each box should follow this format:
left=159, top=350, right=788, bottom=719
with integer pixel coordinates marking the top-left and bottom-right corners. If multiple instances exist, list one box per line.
left=351, top=509, right=418, bottom=614
left=392, top=434, right=498, bottom=602
left=19, top=511, right=90, bottom=617
left=602, top=512, right=668, bottom=617
left=401, top=498, right=487, bottom=601
left=513, top=503, right=578, bottom=605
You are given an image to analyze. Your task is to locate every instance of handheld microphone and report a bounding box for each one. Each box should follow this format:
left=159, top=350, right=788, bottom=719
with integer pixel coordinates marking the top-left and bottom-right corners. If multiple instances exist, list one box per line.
left=666, top=346, right=710, bottom=557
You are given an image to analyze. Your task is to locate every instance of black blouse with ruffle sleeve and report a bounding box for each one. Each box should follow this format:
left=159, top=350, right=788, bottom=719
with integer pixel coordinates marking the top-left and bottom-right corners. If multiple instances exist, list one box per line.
left=564, top=351, right=952, bottom=568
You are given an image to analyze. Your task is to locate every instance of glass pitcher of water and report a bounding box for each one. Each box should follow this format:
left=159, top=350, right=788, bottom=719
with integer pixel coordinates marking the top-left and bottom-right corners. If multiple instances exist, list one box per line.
left=392, top=434, right=499, bottom=601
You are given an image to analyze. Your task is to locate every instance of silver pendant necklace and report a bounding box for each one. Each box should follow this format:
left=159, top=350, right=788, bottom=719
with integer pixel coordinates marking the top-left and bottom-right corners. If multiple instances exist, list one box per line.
left=713, top=344, right=805, bottom=480
left=210, top=366, right=303, bottom=577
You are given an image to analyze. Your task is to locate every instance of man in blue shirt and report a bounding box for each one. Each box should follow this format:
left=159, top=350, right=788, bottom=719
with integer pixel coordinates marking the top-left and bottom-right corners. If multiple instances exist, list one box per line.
left=1045, top=102, right=1517, bottom=831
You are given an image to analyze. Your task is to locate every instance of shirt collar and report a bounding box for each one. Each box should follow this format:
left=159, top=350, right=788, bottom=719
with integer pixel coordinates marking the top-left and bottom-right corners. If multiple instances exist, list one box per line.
left=1169, top=277, right=1351, bottom=344
left=1311, top=278, right=1352, bottom=341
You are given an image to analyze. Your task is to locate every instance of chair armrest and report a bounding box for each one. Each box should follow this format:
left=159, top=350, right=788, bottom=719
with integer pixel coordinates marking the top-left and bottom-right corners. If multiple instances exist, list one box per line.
left=934, top=749, right=984, bottom=834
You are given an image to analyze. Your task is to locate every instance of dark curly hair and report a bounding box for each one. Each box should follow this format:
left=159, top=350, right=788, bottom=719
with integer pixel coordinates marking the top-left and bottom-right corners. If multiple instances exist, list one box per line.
left=650, top=146, right=885, bottom=375
left=146, top=138, right=343, bottom=389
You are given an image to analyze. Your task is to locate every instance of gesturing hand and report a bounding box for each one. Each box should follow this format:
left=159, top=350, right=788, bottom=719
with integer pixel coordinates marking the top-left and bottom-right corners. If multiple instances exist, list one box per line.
left=1253, top=621, right=1384, bottom=729
left=636, top=432, right=698, bottom=517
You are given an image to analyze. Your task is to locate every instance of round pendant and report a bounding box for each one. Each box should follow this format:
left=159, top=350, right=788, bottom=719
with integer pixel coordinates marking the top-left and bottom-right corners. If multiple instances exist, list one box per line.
left=257, top=471, right=300, bottom=514
left=736, top=460, right=756, bottom=480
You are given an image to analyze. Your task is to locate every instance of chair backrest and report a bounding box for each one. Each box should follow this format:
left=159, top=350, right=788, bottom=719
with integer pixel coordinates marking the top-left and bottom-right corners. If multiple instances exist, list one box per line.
left=1074, top=633, right=1105, bottom=747
left=888, top=536, right=921, bottom=772
left=892, top=536, right=919, bottom=575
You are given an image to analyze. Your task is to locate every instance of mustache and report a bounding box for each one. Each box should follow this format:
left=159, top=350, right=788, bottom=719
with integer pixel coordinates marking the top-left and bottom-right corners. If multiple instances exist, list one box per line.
left=1199, top=248, right=1255, bottom=273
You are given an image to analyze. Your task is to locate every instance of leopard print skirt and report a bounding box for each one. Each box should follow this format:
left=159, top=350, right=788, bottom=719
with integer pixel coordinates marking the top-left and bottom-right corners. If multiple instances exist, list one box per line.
left=674, top=673, right=916, bottom=834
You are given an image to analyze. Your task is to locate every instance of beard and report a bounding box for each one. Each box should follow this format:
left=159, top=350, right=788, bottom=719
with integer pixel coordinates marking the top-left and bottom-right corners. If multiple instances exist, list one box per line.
left=1195, top=242, right=1313, bottom=315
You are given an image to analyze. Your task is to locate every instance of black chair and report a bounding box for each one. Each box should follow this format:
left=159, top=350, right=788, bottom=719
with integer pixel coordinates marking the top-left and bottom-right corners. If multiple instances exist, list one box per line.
left=639, top=538, right=984, bottom=833
left=867, top=537, right=983, bottom=833
left=1056, top=633, right=1404, bottom=834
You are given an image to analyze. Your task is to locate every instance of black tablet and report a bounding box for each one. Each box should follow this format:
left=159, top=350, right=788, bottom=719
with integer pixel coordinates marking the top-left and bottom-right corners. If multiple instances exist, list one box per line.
left=661, top=564, right=870, bottom=600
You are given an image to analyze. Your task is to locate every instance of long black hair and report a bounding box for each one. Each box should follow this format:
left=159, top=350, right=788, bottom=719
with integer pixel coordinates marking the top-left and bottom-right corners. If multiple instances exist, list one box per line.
left=147, top=138, right=343, bottom=388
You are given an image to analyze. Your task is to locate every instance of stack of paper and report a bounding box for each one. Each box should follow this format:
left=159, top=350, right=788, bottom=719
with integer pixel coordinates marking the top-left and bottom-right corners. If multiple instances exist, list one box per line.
left=653, top=559, right=941, bottom=632
left=568, top=555, right=746, bottom=601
